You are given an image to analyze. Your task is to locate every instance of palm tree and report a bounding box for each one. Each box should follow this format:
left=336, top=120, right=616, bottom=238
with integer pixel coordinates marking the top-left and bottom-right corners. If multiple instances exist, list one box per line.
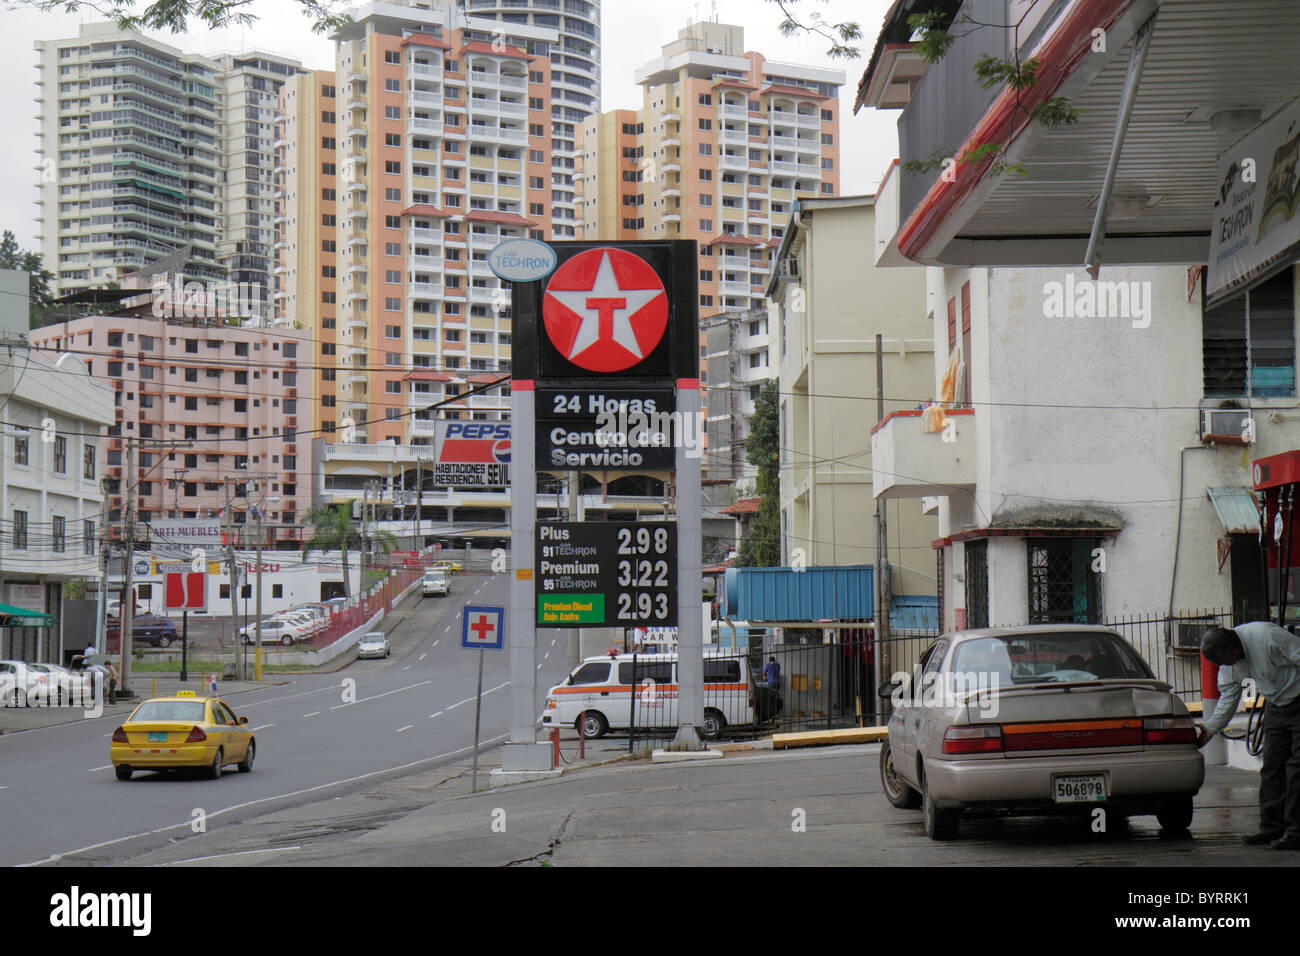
left=301, top=503, right=361, bottom=599
left=301, top=501, right=399, bottom=598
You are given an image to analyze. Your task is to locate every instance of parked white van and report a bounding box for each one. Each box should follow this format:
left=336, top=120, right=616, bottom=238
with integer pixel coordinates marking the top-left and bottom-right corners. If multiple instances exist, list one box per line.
left=540, top=651, right=782, bottom=741
left=422, top=569, right=450, bottom=596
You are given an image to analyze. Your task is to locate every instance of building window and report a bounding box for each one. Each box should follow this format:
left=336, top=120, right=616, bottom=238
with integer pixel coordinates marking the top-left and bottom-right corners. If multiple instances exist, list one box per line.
left=14, top=434, right=28, bottom=466
left=53, top=436, right=67, bottom=474
left=84, top=519, right=95, bottom=556
left=1027, top=538, right=1102, bottom=624
left=12, top=510, right=27, bottom=550
left=965, top=540, right=989, bottom=628
left=1203, top=270, right=1296, bottom=398
left=52, top=515, right=66, bottom=553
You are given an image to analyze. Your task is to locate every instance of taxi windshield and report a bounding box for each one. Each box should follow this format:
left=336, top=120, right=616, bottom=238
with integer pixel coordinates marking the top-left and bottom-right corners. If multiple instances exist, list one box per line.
left=132, top=701, right=206, bottom=722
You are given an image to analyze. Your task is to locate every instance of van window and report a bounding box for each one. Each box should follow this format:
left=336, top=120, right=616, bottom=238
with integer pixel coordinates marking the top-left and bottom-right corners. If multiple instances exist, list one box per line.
left=570, top=662, right=611, bottom=685
left=618, top=661, right=674, bottom=684
left=704, top=660, right=741, bottom=683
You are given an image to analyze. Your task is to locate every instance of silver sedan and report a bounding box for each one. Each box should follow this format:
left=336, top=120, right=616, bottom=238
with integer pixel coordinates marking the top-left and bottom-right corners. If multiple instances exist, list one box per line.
left=357, top=631, right=390, bottom=660
left=878, top=625, right=1204, bottom=840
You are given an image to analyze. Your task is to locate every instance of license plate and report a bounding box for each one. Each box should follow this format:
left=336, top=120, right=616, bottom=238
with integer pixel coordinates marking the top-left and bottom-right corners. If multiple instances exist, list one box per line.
left=1052, top=774, right=1107, bottom=803
left=147, top=732, right=167, bottom=743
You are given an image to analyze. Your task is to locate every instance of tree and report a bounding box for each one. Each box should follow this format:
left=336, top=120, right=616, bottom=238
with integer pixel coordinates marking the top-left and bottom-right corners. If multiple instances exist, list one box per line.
left=22, top=0, right=351, bottom=34
left=301, top=503, right=360, bottom=599
left=769, top=0, right=863, bottom=59
left=0, top=231, right=55, bottom=329
left=737, top=380, right=781, bottom=568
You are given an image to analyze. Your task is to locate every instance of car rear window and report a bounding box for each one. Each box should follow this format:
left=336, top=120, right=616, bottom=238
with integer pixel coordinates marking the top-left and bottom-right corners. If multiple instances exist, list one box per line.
left=131, top=701, right=206, bottom=722
left=951, top=633, right=1154, bottom=687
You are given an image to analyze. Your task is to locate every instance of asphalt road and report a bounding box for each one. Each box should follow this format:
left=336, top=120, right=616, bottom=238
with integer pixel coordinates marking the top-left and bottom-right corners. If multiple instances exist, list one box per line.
left=0, top=573, right=574, bottom=867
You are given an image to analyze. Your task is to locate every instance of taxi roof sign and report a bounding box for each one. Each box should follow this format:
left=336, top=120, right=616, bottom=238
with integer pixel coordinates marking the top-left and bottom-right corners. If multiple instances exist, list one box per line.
left=175, top=690, right=197, bottom=697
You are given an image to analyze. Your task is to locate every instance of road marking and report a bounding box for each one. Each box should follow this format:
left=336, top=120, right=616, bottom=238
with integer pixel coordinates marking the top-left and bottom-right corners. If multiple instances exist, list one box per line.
left=396, top=724, right=414, bottom=733
left=329, top=679, right=433, bottom=710
left=432, top=639, right=439, bottom=647
left=19, top=734, right=513, bottom=867
left=240, top=684, right=339, bottom=709
left=303, top=712, right=320, bottom=718
left=485, top=681, right=510, bottom=694
left=428, top=710, right=443, bottom=719
left=88, top=765, right=112, bottom=772
left=444, top=626, right=450, bottom=633
left=157, top=846, right=301, bottom=866
left=418, top=654, right=426, bottom=661
left=0, top=786, right=8, bottom=790
left=445, top=697, right=474, bottom=711
left=550, top=639, right=556, bottom=647
left=402, top=665, right=411, bottom=671
left=537, top=664, right=543, bottom=671
left=251, top=723, right=275, bottom=732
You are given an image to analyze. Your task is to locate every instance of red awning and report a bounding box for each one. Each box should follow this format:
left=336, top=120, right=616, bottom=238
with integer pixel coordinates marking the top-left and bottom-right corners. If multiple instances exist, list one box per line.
left=704, top=234, right=763, bottom=248
left=461, top=40, right=531, bottom=60
left=761, top=84, right=831, bottom=101
left=721, top=497, right=761, bottom=516
left=401, top=33, right=450, bottom=50
left=714, top=78, right=758, bottom=92
left=465, top=209, right=536, bottom=227
left=401, top=203, right=451, bottom=218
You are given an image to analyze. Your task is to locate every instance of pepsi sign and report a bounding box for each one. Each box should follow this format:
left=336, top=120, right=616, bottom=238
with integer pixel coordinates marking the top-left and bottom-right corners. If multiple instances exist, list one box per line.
left=434, top=421, right=510, bottom=487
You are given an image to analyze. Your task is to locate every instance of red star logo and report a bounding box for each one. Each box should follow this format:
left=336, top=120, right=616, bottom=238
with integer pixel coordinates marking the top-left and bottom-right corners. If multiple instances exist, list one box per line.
left=542, top=248, right=668, bottom=373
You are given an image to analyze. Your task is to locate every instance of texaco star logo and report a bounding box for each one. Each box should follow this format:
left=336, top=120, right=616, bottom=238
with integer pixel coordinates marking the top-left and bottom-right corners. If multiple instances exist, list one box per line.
left=542, top=248, right=668, bottom=373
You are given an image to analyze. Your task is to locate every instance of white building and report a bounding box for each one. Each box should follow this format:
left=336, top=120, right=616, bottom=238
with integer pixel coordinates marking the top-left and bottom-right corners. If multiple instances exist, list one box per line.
left=0, top=347, right=114, bottom=661
left=873, top=257, right=1300, bottom=650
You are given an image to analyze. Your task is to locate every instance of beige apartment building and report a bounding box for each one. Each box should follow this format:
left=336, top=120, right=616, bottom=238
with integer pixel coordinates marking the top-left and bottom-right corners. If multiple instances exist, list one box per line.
left=28, top=291, right=314, bottom=548
left=275, top=2, right=564, bottom=447
left=577, top=21, right=843, bottom=323
left=767, top=196, right=937, bottom=599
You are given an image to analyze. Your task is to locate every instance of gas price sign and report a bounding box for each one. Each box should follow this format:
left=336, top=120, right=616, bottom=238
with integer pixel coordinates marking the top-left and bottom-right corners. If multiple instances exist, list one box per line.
left=535, top=521, right=677, bottom=628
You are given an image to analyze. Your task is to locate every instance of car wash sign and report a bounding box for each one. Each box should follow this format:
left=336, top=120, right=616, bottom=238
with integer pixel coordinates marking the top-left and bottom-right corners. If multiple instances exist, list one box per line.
left=434, top=420, right=510, bottom=487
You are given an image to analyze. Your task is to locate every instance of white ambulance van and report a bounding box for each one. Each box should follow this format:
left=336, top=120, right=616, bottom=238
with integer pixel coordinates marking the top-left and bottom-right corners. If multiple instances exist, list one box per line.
left=540, top=650, right=781, bottom=740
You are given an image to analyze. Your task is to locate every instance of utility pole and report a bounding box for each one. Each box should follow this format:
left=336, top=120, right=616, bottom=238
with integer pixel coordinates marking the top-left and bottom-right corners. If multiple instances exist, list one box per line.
left=874, top=333, right=890, bottom=686
left=359, top=482, right=369, bottom=597
left=225, top=478, right=243, bottom=680
left=567, top=470, right=582, bottom=669
left=254, top=486, right=264, bottom=682
left=120, top=439, right=137, bottom=696
left=415, top=457, right=422, bottom=554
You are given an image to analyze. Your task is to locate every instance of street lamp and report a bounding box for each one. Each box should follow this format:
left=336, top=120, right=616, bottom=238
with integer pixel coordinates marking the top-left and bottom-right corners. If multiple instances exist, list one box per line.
left=250, top=492, right=280, bottom=682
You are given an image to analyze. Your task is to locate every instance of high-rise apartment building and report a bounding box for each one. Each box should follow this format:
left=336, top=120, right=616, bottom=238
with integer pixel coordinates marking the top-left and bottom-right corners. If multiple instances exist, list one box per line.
left=35, top=23, right=228, bottom=297
left=577, top=21, right=843, bottom=320
left=463, top=0, right=603, bottom=239
left=214, top=51, right=306, bottom=320
left=275, top=2, right=564, bottom=446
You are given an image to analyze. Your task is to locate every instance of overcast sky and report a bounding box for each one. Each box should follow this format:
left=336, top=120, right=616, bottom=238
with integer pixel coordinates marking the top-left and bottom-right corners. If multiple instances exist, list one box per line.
left=0, top=0, right=899, bottom=252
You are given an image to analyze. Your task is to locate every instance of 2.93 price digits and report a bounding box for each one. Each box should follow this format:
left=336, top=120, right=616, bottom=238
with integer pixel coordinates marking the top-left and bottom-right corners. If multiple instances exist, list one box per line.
left=616, top=591, right=670, bottom=621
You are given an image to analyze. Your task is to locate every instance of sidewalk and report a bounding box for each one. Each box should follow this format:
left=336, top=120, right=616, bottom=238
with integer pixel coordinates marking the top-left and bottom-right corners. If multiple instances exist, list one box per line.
left=0, top=673, right=275, bottom=735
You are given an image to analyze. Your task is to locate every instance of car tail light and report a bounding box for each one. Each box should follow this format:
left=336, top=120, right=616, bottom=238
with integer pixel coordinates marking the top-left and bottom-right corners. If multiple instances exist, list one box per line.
left=942, top=725, right=1003, bottom=754
left=1144, top=716, right=1197, bottom=745
left=111, top=727, right=128, bottom=743
left=185, top=726, right=207, bottom=743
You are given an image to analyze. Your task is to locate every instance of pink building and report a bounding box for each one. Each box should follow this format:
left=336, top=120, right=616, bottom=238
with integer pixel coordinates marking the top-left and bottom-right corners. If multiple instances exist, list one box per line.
left=29, top=292, right=313, bottom=548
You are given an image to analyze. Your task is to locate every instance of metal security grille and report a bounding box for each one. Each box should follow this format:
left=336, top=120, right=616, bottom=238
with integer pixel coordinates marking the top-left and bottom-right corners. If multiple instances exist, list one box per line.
left=965, top=539, right=989, bottom=628
left=1027, top=538, right=1101, bottom=624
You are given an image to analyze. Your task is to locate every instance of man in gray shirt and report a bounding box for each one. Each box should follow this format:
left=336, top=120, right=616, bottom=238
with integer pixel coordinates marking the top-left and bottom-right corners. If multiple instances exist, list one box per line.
left=1200, top=622, right=1300, bottom=849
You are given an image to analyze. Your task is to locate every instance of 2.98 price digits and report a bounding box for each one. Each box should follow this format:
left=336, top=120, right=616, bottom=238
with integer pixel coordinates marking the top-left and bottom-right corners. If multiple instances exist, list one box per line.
left=616, top=526, right=670, bottom=556
left=617, top=592, right=670, bottom=621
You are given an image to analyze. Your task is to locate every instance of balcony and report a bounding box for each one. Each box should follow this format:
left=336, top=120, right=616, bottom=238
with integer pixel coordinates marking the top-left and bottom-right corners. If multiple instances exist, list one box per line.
left=411, top=117, right=443, bottom=136
left=468, top=124, right=526, bottom=146
left=411, top=226, right=442, bottom=243
left=411, top=253, right=442, bottom=269
left=871, top=409, right=975, bottom=501
left=721, top=105, right=748, bottom=120
left=409, top=281, right=440, bottom=297
left=796, top=113, right=820, bottom=128
left=409, top=91, right=442, bottom=109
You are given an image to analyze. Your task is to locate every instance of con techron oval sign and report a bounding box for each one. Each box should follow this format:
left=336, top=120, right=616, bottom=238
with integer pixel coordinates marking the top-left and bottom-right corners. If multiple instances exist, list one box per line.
left=488, top=237, right=557, bottom=283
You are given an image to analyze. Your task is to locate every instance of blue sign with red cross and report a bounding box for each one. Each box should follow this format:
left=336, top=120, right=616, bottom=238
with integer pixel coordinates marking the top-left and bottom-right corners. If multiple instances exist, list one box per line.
left=461, top=606, right=505, bottom=650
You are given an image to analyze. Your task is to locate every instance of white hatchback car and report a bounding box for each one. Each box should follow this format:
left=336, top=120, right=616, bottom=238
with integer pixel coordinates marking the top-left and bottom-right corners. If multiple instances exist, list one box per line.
left=240, top=619, right=308, bottom=646
left=357, top=631, right=390, bottom=660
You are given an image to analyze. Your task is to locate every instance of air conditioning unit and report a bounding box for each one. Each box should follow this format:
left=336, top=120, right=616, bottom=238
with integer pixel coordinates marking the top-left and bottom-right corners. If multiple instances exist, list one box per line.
left=1172, top=618, right=1217, bottom=659
left=1200, top=406, right=1253, bottom=445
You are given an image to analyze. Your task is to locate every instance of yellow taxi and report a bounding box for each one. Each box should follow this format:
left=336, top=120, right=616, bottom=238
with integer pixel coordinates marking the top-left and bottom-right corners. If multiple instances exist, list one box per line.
left=110, top=690, right=255, bottom=781
left=432, top=559, right=463, bottom=574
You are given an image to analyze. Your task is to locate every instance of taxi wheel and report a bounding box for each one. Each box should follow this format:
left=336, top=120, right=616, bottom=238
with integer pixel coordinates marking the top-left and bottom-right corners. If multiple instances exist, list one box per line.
left=880, top=739, right=920, bottom=809
left=920, top=763, right=958, bottom=840
left=207, top=748, right=224, bottom=780
left=237, top=740, right=255, bottom=773
left=115, top=766, right=132, bottom=781
left=1156, top=794, right=1194, bottom=832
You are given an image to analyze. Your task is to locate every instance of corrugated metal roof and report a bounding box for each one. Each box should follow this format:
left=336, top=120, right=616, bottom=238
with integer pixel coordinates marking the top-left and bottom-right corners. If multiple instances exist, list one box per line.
left=1208, top=487, right=1261, bottom=534
left=734, top=566, right=874, bottom=621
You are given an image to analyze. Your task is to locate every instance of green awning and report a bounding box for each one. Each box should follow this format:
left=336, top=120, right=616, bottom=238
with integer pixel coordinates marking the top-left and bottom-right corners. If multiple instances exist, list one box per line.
left=1208, top=487, right=1261, bottom=535
left=0, top=603, right=53, bottom=627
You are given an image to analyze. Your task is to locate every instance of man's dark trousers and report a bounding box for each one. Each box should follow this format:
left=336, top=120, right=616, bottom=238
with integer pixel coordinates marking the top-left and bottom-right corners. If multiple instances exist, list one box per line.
left=1260, top=697, right=1300, bottom=838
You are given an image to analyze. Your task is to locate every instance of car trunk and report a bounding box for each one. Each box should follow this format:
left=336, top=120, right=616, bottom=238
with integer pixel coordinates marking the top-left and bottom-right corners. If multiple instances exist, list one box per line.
left=960, top=680, right=1178, bottom=755
left=121, top=721, right=200, bottom=745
